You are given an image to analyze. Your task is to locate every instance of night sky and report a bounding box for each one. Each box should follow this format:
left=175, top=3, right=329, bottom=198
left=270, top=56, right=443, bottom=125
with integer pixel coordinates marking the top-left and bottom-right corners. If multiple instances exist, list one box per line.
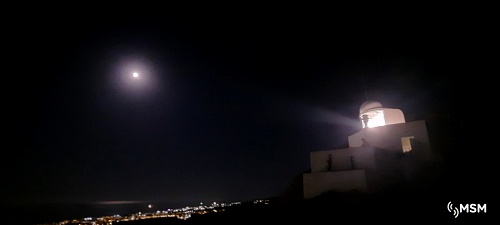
left=3, top=7, right=486, bottom=210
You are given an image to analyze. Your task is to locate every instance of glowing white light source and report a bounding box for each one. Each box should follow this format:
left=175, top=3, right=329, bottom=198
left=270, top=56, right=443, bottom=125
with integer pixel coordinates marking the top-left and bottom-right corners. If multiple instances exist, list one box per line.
left=133, top=72, right=139, bottom=78
left=148, top=204, right=153, bottom=208
left=367, top=110, right=385, bottom=128
left=361, top=110, right=386, bottom=128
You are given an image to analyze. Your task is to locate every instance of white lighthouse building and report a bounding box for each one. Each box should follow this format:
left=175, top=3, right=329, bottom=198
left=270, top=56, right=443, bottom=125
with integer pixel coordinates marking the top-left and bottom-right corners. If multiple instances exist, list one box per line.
left=302, top=100, right=436, bottom=199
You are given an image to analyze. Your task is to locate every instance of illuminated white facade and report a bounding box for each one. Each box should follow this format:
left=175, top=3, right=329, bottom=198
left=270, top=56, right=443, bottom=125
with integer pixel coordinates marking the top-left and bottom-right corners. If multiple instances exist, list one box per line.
left=303, top=101, right=435, bottom=199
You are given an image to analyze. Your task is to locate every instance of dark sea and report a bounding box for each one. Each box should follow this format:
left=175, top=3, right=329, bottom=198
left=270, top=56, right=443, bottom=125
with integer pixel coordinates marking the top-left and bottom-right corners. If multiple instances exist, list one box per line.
left=2, top=201, right=192, bottom=225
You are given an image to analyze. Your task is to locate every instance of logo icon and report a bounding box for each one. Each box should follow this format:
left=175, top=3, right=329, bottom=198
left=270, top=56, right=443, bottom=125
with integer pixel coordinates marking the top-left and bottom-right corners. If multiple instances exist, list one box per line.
left=447, top=201, right=459, bottom=218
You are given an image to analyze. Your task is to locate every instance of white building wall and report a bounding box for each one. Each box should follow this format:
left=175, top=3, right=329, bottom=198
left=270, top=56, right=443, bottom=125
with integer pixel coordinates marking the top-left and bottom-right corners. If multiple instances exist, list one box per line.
left=310, top=147, right=377, bottom=173
left=303, top=108, right=435, bottom=198
left=383, top=108, right=405, bottom=125
left=347, top=120, right=433, bottom=160
left=303, top=170, right=368, bottom=199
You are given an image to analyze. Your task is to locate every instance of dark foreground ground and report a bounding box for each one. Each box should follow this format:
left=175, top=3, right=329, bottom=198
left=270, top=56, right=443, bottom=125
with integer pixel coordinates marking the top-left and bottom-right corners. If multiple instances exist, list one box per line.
left=114, top=183, right=491, bottom=225
left=7, top=157, right=491, bottom=225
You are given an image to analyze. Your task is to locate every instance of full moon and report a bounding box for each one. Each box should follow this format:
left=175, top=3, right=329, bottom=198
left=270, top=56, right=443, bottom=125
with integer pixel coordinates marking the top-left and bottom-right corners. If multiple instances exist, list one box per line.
left=133, top=72, right=139, bottom=78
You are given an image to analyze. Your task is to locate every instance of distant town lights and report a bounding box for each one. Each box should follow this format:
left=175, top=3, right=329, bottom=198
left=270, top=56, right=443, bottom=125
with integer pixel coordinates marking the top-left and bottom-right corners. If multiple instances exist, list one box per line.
left=41, top=200, right=247, bottom=224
